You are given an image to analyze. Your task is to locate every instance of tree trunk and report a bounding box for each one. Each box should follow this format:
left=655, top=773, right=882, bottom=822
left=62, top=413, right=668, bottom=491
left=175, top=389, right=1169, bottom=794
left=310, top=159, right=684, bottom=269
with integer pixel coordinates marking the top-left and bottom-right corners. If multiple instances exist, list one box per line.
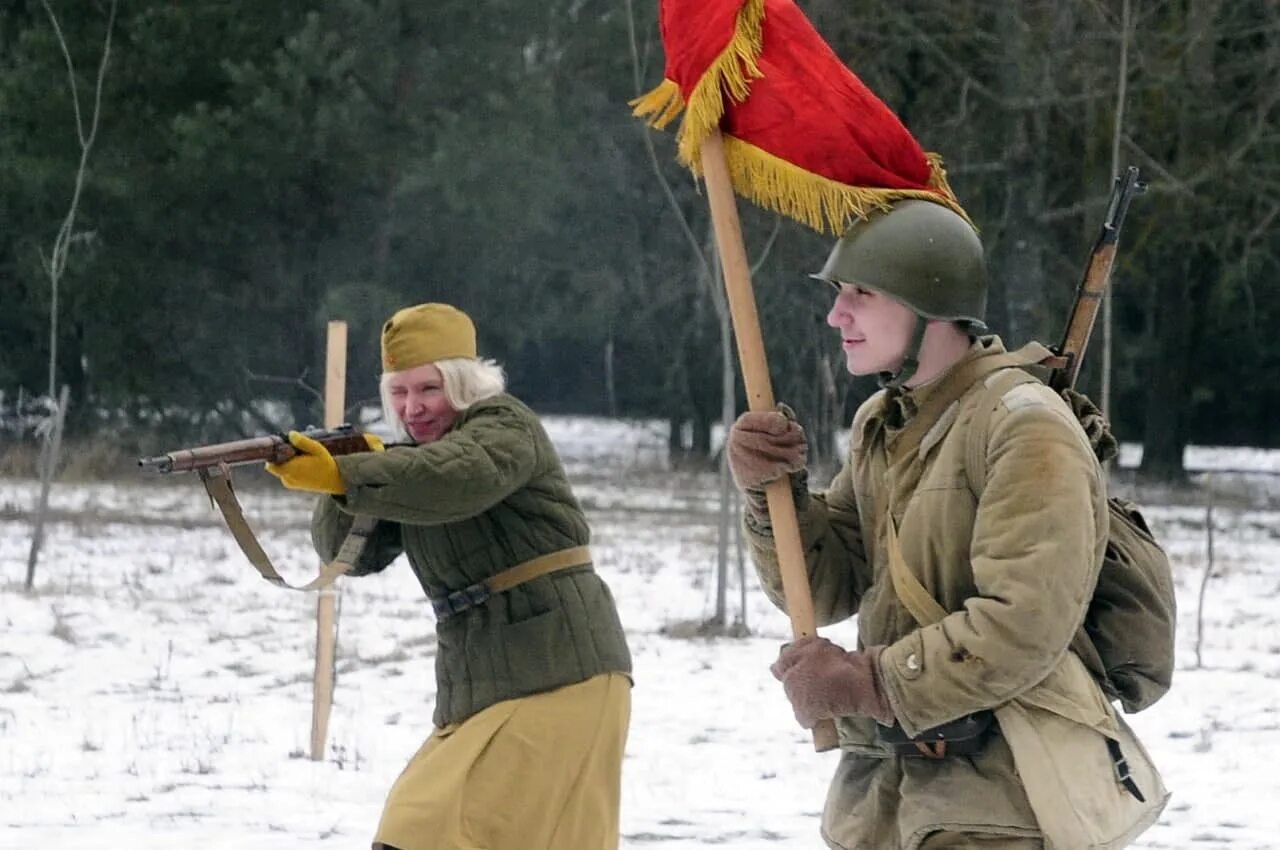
left=989, top=4, right=1054, bottom=347
left=26, top=385, right=70, bottom=592
left=667, top=413, right=688, bottom=468
left=1138, top=272, right=1193, bottom=482
left=692, top=408, right=713, bottom=461
left=1140, top=245, right=1213, bottom=483
left=1140, top=0, right=1222, bottom=482
left=604, top=336, right=618, bottom=418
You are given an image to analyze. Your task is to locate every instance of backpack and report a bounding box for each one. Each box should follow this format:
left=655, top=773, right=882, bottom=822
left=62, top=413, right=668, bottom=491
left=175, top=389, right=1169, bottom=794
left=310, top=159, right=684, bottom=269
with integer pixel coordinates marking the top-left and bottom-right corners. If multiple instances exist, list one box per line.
left=963, top=366, right=1177, bottom=713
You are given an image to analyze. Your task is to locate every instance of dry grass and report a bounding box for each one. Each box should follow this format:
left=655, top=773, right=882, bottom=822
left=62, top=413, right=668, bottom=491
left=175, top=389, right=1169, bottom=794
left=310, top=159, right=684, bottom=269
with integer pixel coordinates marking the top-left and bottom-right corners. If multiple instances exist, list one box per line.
left=0, top=435, right=137, bottom=479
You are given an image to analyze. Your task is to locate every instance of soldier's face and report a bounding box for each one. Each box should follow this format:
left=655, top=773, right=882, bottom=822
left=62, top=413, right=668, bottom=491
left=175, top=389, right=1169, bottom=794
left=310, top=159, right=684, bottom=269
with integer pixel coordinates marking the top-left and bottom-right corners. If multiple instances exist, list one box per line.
left=826, top=283, right=916, bottom=376
left=386, top=363, right=459, bottom=444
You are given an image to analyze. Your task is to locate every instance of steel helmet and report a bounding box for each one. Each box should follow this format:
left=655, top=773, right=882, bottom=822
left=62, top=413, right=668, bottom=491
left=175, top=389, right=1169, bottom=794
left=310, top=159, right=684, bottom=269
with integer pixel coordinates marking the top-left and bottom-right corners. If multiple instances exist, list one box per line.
left=811, top=200, right=988, bottom=332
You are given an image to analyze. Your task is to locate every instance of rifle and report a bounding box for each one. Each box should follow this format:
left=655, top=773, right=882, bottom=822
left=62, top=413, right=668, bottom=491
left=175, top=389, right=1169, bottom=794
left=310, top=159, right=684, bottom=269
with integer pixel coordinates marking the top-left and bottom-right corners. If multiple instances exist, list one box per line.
left=138, top=423, right=373, bottom=473
left=138, top=423, right=384, bottom=591
left=1046, top=166, right=1146, bottom=392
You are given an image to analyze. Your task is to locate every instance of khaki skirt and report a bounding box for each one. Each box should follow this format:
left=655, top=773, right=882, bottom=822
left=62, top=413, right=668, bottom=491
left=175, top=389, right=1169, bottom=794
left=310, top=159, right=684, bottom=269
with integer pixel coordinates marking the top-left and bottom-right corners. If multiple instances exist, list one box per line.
left=374, top=672, right=631, bottom=850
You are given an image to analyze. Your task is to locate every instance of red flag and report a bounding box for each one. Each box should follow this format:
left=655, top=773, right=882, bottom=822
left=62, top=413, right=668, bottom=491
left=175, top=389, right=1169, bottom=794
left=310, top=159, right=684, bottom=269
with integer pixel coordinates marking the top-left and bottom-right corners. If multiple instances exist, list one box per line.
left=631, top=0, right=970, bottom=234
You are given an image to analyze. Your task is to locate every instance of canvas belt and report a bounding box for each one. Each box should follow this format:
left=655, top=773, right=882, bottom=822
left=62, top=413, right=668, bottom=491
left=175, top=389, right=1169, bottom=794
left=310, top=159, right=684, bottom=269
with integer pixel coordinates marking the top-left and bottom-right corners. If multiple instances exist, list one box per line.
left=199, top=464, right=376, bottom=591
left=430, top=545, right=594, bottom=620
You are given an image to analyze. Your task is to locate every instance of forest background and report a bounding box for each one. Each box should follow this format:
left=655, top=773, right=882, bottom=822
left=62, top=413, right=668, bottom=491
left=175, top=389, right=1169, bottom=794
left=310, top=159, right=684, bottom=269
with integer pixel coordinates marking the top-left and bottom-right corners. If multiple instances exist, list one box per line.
left=3, top=0, right=1278, bottom=480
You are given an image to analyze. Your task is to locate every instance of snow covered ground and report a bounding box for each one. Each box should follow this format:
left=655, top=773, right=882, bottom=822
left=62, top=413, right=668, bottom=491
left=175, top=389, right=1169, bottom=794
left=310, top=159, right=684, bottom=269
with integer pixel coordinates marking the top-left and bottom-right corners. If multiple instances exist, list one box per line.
left=2, top=416, right=1278, bottom=849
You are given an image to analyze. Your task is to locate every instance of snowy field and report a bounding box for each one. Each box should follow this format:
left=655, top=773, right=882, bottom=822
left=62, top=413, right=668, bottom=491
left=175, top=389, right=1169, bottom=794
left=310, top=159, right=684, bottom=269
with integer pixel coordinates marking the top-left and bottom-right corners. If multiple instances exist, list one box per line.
left=2, top=416, right=1279, bottom=849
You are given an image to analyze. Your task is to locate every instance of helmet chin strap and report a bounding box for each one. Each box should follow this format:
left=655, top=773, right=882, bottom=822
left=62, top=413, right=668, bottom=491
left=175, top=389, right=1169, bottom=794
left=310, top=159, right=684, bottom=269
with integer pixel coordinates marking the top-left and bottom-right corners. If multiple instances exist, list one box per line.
left=877, top=315, right=928, bottom=391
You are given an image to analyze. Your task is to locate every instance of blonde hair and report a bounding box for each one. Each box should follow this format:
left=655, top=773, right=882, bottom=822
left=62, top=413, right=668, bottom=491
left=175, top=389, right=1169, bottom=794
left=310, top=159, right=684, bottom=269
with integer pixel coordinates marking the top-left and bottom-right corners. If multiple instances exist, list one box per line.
left=379, top=357, right=507, bottom=441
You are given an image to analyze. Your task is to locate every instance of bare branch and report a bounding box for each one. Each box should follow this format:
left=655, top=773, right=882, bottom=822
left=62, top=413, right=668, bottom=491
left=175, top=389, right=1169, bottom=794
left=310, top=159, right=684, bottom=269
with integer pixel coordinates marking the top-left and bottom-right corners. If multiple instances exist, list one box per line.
left=1121, top=81, right=1280, bottom=201
left=39, top=0, right=118, bottom=399
left=1036, top=193, right=1114, bottom=225
left=244, top=369, right=325, bottom=408
left=41, top=0, right=85, bottom=146
left=749, top=216, right=783, bottom=277
left=946, top=160, right=1009, bottom=177
left=889, top=14, right=1118, bottom=112
left=625, top=0, right=714, bottom=287
left=1102, top=0, right=1134, bottom=420
left=1120, top=134, right=1195, bottom=197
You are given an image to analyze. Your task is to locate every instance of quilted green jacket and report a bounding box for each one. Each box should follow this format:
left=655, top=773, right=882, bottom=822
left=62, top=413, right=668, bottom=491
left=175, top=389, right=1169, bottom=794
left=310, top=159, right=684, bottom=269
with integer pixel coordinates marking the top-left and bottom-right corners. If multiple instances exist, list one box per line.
left=311, top=393, right=631, bottom=726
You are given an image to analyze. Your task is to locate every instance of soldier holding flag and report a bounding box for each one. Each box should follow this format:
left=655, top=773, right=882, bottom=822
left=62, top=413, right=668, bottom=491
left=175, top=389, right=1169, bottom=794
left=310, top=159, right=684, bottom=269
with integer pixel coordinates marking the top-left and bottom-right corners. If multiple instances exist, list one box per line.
left=635, top=1, right=1167, bottom=847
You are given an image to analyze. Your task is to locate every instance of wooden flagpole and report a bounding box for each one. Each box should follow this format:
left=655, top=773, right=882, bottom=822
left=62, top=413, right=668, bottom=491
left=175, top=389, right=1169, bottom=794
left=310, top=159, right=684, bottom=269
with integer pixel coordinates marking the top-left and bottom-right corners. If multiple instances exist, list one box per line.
left=311, top=320, right=347, bottom=761
left=700, top=130, right=838, bottom=752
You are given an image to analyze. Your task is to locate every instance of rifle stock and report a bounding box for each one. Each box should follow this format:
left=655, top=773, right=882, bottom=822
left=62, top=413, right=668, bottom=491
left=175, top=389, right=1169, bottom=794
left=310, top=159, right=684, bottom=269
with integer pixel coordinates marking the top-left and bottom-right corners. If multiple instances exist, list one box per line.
left=1049, top=166, right=1146, bottom=393
left=138, top=424, right=373, bottom=473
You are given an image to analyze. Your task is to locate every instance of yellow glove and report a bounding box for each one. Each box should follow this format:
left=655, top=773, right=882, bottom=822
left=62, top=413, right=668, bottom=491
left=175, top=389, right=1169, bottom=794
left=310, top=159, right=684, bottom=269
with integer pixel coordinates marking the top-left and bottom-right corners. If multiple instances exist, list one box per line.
left=265, top=431, right=382, bottom=494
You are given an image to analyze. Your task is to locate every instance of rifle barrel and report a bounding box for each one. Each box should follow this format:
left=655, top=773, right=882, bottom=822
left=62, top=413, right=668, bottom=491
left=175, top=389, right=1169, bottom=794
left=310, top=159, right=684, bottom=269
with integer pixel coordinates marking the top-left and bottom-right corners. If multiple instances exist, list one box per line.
left=137, top=424, right=364, bottom=474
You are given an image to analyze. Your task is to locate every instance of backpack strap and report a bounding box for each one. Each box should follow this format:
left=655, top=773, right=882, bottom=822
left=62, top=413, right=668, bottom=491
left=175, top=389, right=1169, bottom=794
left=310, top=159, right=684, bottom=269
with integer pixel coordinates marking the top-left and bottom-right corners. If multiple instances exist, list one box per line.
left=962, top=368, right=1042, bottom=500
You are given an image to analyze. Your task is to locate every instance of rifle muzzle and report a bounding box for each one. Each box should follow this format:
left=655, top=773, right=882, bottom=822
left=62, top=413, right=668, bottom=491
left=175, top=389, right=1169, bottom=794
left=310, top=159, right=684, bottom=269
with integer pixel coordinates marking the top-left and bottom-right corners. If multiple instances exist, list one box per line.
left=137, top=455, right=176, bottom=473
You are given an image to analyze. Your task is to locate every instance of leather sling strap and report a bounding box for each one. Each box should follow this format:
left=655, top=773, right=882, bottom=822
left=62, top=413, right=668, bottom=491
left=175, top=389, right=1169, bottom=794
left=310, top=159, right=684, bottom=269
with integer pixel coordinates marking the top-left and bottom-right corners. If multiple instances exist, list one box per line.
left=199, top=464, right=375, bottom=591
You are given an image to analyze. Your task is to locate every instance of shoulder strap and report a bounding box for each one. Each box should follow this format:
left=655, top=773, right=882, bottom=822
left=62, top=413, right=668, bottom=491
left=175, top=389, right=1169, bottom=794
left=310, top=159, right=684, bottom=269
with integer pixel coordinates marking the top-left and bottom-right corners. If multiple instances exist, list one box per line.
left=890, top=342, right=1054, bottom=461
left=886, top=515, right=948, bottom=627
left=962, top=368, right=1042, bottom=500
left=886, top=343, right=1055, bottom=625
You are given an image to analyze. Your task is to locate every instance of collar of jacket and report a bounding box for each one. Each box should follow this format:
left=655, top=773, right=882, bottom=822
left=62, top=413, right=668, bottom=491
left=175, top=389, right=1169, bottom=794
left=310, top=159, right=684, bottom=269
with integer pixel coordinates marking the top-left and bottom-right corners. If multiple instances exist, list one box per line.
left=871, top=335, right=1009, bottom=448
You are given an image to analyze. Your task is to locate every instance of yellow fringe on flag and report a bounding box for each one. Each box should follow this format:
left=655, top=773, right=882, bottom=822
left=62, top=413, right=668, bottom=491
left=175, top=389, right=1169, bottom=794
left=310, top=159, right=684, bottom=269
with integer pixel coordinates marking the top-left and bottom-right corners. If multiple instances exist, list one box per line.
left=629, top=0, right=975, bottom=234
left=629, top=0, right=765, bottom=162
left=924, top=153, right=976, bottom=229
left=675, top=0, right=764, bottom=167
left=629, top=78, right=685, bottom=130
left=721, top=136, right=974, bottom=235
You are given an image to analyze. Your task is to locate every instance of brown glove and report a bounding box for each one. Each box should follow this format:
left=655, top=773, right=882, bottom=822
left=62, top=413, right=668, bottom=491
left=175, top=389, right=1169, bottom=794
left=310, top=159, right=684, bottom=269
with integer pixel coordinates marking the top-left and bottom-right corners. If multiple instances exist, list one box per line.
left=770, top=637, right=893, bottom=729
left=726, top=405, right=807, bottom=492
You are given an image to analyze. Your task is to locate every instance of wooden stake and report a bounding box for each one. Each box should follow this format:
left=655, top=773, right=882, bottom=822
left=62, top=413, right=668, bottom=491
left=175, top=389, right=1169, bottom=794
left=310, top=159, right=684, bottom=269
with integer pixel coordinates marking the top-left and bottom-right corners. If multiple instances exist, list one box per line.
left=311, top=320, right=347, bottom=761
left=700, top=130, right=838, bottom=752
left=25, top=384, right=70, bottom=592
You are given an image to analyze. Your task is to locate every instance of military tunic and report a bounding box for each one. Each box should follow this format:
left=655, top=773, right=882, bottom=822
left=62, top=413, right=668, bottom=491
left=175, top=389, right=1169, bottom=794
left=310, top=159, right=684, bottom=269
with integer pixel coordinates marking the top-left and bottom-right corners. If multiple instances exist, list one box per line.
left=746, top=337, right=1161, bottom=849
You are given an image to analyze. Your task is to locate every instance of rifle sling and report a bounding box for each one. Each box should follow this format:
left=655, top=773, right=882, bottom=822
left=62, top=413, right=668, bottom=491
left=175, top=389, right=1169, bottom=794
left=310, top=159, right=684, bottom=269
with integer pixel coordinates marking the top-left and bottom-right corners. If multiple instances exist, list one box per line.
left=199, top=465, right=372, bottom=592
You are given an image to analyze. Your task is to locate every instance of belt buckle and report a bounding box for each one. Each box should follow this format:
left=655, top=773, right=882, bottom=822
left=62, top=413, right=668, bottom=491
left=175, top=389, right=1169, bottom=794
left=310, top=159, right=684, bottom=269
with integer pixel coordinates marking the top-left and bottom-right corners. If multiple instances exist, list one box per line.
left=434, top=582, right=492, bottom=620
